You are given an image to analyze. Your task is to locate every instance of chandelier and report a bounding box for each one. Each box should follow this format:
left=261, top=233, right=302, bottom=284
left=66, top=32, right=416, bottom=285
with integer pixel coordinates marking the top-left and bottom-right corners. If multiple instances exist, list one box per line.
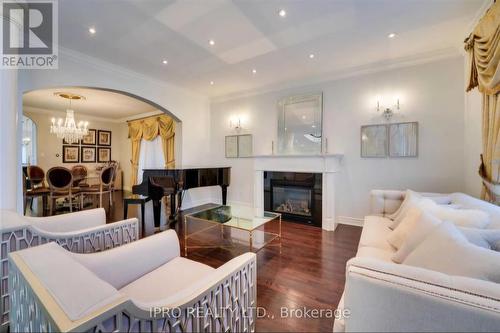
left=50, top=92, right=89, bottom=144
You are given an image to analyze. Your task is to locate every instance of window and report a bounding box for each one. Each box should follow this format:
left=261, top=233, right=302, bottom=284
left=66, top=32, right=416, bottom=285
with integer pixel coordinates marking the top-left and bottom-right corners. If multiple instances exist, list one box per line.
left=22, top=116, right=37, bottom=165
left=137, top=137, right=165, bottom=183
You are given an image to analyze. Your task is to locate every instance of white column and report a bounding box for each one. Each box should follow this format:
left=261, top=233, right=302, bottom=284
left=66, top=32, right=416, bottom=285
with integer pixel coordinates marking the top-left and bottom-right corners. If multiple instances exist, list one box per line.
left=1, top=12, right=21, bottom=212
left=253, top=170, right=264, bottom=217
left=322, top=172, right=337, bottom=231
left=0, top=68, right=19, bottom=211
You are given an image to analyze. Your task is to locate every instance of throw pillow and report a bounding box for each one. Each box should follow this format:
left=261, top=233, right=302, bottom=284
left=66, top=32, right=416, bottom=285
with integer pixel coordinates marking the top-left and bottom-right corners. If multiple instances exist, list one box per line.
left=387, top=207, right=422, bottom=250
left=459, top=227, right=500, bottom=251
left=418, top=200, right=490, bottom=229
left=391, top=210, right=442, bottom=263
left=389, top=190, right=422, bottom=229
left=403, top=221, right=500, bottom=283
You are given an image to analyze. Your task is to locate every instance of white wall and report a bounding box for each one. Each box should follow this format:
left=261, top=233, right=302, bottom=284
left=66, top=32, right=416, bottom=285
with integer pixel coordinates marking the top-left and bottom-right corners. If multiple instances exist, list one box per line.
left=210, top=57, right=466, bottom=220
left=17, top=48, right=212, bottom=208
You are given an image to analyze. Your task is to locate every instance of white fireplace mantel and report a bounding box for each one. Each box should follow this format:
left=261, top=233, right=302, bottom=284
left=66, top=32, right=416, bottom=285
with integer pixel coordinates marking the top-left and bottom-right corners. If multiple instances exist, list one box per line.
left=253, top=154, right=344, bottom=231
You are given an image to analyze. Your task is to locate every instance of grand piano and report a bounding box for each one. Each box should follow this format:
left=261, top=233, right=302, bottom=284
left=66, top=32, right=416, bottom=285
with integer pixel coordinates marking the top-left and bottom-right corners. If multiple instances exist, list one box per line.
left=132, top=167, right=230, bottom=227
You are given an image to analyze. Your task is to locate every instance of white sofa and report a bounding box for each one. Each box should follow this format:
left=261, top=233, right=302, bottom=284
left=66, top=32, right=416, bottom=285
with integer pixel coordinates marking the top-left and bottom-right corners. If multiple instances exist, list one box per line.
left=334, top=191, right=500, bottom=332
left=8, top=230, right=256, bottom=333
left=0, top=209, right=139, bottom=330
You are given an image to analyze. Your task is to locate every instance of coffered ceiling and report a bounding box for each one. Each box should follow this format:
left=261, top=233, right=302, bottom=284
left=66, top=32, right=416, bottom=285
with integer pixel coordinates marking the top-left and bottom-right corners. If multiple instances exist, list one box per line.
left=58, top=0, right=485, bottom=98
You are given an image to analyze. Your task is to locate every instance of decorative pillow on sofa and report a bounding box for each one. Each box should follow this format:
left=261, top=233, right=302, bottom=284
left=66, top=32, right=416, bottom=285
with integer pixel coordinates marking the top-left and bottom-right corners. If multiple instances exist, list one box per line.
left=403, top=221, right=500, bottom=283
left=459, top=227, right=500, bottom=251
left=418, top=199, right=490, bottom=229
left=388, top=190, right=422, bottom=229
left=387, top=207, right=423, bottom=250
left=391, top=210, right=442, bottom=263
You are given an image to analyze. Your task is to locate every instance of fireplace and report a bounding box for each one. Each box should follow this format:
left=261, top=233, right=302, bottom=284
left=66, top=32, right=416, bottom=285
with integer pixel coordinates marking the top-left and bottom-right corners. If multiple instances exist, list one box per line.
left=264, top=171, right=322, bottom=227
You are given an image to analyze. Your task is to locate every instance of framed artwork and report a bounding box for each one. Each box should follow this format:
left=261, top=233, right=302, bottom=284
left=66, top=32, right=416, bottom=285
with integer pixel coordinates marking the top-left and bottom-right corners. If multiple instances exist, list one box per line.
left=62, top=145, right=79, bottom=163
left=98, top=130, right=112, bottom=146
left=81, top=146, right=96, bottom=163
left=225, top=135, right=238, bottom=158
left=81, top=129, right=97, bottom=145
left=389, top=122, right=418, bottom=157
left=98, top=147, right=111, bottom=162
left=361, top=124, right=388, bottom=158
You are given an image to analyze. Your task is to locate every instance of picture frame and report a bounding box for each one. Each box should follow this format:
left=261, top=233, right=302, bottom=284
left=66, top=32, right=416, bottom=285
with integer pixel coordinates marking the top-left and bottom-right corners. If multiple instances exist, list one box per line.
left=81, top=129, right=97, bottom=145
left=361, top=124, right=388, bottom=158
left=62, top=145, right=79, bottom=163
left=237, top=134, right=253, bottom=157
left=97, top=147, right=111, bottom=162
left=389, top=122, right=418, bottom=157
left=225, top=134, right=253, bottom=158
left=81, top=146, right=96, bottom=163
left=225, top=135, right=238, bottom=158
left=98, top=130, right=112, bottom=146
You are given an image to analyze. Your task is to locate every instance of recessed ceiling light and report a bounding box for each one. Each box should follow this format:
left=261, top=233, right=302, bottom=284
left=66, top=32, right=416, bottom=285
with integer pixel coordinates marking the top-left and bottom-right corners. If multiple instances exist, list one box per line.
left=252, top=69, right=257, bottom=74
left=309, top=53, right=315, bottom=59
left=302, top=115, right=306, bottom=119
left=162, top=59, right=168, bottom=65
left=388, top=33, right=397, bottom=38
left=88, top=27, right=96, bottom=34
left=209, top=39, right=215, bottom=46
left=278, top=9, right=286, bottom=17
left=210, top=81, right=214, bottom=85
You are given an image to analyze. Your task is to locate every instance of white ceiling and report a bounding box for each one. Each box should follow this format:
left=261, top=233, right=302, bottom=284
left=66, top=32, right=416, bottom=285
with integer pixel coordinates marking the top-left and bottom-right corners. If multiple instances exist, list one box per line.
left=23, top=87, right=158, bottom=120
left=58, top=0, right=484, bottom=98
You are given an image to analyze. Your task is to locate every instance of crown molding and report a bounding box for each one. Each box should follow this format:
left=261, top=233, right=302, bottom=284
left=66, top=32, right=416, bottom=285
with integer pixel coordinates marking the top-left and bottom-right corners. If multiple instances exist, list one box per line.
left=117, top=110, right=165, bottom=123
left=210, top=47, right=462, bottom=104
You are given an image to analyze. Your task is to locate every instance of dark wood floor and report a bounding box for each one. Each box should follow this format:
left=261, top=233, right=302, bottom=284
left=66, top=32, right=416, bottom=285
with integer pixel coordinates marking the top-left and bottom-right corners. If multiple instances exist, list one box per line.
left=27, top=190, right=362, bottom=332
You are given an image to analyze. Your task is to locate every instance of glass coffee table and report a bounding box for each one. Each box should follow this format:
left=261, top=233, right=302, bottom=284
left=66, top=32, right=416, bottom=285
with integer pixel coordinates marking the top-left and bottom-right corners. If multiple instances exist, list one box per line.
left=183, top=205, right=281, bottom=254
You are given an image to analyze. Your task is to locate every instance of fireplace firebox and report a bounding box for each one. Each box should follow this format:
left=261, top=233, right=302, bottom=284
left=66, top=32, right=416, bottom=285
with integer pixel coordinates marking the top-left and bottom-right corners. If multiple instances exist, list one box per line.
left=264, top=171, right=322, bottom=227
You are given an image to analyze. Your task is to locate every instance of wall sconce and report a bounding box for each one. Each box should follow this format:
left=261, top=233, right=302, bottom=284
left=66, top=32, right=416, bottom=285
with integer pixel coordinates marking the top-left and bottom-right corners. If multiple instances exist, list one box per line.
left=377, top=98, right=400, bottom=121
left=229, top=117, right=242, bottom=131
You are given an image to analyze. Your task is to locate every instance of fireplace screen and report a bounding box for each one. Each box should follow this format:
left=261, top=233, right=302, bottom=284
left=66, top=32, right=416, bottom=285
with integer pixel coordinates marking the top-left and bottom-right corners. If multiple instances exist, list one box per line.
left=272, top=186, right=312, bottom=217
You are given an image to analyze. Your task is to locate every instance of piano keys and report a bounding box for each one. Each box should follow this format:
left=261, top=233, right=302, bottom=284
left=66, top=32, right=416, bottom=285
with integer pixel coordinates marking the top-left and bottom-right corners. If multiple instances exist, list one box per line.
left=132, top=167, right=230, bottom=227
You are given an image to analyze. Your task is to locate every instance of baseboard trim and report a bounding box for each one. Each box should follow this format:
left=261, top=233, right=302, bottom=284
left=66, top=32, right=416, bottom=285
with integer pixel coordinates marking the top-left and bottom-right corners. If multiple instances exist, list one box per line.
left=337, top=216, right=364, bottom=227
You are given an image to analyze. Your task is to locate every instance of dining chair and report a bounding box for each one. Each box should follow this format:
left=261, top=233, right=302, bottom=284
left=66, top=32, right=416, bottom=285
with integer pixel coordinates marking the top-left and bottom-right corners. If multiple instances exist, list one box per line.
left=79, top=165, right=114, bottom=210
left=24, top=165, right=50, bottom=214
left=46, top=167, right=79, bottom=215
left=71, top=165, right=88, bottom=187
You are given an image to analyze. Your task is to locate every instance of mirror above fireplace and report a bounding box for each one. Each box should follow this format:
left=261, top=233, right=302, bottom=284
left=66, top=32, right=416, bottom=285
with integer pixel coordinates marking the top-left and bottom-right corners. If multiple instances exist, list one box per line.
left=277, top=92, right=323, bottom=155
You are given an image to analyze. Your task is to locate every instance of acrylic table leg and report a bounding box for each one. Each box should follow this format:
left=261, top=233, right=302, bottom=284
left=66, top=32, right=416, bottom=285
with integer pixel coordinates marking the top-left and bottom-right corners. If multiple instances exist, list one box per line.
left=184, top=216, right=188, bottom=256
left=279, top=215, right=282, bottom=254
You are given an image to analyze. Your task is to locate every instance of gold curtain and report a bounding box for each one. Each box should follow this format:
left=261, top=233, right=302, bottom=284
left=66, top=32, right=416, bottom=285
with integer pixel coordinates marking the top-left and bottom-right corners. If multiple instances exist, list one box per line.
left=128, top=114, right=176, bottom=186
left=464, top=1, right=500, bottom=200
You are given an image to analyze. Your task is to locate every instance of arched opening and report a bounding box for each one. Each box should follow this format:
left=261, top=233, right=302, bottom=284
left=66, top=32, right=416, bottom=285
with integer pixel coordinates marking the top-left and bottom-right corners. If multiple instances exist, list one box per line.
left=22, top=86, right=182, bottom=216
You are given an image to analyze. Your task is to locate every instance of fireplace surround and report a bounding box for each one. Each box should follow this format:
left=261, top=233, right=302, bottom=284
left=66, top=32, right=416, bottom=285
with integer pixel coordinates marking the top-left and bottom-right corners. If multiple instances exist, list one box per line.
left=264, top=171, right=322, bottom=227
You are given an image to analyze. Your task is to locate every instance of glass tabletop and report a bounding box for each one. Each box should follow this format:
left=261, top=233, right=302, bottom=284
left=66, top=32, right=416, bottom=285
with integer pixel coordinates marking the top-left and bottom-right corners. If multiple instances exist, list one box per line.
left=187, top=205, right=280, bottom=231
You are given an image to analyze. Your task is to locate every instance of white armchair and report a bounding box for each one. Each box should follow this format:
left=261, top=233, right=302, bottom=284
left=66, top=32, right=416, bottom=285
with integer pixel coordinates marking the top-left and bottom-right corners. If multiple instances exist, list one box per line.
left=0, top=208, right=139, bottom=329
left=8, top=230, right=257, bottom=333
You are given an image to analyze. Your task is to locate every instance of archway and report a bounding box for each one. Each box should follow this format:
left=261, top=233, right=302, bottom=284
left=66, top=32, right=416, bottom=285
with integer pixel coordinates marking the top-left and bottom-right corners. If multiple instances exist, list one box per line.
left=21, top=86, right=183, bottom=216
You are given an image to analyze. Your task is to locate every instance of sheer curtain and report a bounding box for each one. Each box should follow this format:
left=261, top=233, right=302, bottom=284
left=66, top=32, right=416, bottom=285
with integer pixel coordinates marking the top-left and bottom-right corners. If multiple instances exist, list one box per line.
left=137, top=137, right=165, bottom=184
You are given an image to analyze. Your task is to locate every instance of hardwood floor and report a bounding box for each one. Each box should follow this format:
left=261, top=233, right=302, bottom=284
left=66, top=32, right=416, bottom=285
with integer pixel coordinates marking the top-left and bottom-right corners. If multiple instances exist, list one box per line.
left=27, top=190, right=362, bottom=332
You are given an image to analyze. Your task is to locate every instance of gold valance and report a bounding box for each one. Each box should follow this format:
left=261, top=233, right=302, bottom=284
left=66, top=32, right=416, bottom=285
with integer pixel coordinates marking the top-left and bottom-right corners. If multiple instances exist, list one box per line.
left=128, top=114, right=176, bottom=185
left=464, top=1, right=500, bottom=95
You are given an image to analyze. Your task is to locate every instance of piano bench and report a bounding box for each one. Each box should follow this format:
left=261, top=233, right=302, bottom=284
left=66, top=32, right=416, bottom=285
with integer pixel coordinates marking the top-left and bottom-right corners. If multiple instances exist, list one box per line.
left=123, top=194, right=151, bottom=238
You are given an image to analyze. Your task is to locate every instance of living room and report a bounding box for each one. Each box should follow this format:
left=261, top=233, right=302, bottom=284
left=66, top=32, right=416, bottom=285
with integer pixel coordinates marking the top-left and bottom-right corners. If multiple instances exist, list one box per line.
left=1, top=0, right=499, bottom=332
